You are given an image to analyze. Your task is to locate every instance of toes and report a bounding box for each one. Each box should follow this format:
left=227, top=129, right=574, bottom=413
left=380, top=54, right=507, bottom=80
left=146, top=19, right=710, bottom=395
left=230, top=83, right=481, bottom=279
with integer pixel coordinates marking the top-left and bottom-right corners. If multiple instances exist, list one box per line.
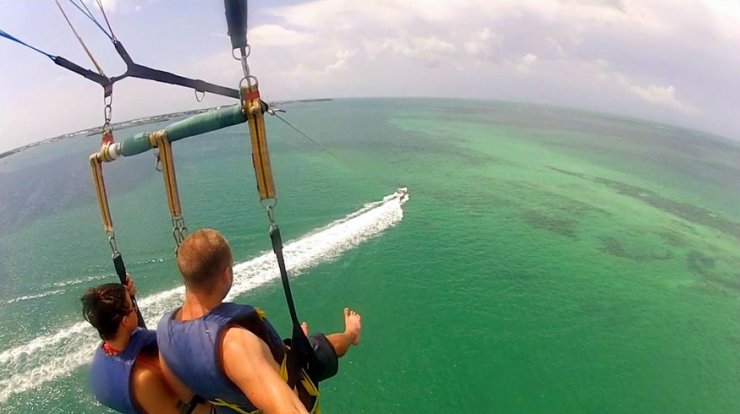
left=344, top=307, right=350, bottom=317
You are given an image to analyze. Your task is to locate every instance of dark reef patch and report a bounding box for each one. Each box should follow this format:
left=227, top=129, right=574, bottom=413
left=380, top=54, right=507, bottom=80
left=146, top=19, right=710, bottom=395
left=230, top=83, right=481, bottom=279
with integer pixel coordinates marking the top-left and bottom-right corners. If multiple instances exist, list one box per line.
left=598, top=236, right=673, bottom=262
left=686, top=250, right=740, bottom=293
left=548, top=166, right=740, bottom=241
left=520, top=209, right=578, bottom=239
left=654, top=229, right=689, bottom=247
left=686, top=250, right=715, bottom=275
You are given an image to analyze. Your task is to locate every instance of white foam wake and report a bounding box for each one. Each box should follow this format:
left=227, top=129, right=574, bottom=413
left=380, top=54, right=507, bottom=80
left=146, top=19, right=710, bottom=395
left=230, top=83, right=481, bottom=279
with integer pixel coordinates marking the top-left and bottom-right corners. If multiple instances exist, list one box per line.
left=0, top=188, right=408, bottom=405
left=2, top=275, right=112, bottom=305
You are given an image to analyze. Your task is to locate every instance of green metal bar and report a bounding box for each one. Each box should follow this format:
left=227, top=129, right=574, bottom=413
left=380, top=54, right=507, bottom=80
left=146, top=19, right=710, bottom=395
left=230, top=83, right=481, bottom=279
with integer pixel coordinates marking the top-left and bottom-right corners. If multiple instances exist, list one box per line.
left=120, top=131, right=152, bottom=156
left=166, top=105, right=246, bottom=141
left=118, top=105, right=247, bottom=157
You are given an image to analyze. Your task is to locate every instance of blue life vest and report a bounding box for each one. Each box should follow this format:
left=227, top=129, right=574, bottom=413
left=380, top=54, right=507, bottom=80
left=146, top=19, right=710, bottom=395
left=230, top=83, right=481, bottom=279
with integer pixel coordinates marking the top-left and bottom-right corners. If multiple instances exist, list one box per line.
left=157, top=303, right=289, bottom=414
left=90, top=328, right=158, bottom=414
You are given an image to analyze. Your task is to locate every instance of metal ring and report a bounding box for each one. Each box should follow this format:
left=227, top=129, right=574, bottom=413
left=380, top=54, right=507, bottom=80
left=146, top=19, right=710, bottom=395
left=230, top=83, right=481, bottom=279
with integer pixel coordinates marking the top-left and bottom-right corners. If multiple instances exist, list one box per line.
left=194, top=89, right=205, bottom=102
left=239, top=75, right=259, bottom=90
left=231, top=44, right=251, bottom=60
left=261, top=198, right=278, bottom=209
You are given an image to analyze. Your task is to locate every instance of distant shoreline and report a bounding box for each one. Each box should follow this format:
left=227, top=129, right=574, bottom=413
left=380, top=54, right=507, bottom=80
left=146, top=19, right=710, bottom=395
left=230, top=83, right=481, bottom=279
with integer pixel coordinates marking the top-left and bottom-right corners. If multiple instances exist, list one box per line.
left=0, top=98, right=333, bottom=161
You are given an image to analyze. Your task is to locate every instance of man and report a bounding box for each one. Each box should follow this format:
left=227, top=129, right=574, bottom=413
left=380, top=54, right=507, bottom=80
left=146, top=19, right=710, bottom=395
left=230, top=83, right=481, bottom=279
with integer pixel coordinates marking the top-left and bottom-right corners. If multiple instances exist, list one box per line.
left=157, top=228, right=362, bottom=414
left=82, top=276, right=211, bottom=414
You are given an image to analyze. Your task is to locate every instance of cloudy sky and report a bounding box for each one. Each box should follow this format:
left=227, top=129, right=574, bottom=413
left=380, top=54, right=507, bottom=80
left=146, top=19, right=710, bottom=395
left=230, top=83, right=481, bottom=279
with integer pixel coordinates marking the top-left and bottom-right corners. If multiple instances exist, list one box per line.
left=1, top=0, right=738, bottom=152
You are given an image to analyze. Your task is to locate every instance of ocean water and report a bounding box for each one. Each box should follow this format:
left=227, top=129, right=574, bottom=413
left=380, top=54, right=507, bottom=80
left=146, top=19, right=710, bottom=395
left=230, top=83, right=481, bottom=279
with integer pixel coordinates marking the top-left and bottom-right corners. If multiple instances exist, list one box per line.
left=0, top=98, right=739, bottom=413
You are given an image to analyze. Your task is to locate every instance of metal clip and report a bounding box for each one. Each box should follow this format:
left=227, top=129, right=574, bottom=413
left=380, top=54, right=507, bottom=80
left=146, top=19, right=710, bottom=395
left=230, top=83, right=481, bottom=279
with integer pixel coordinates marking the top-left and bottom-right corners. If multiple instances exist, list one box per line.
left=107, top=231, right=119, bottom=256
left=171, top=216, right=188, bottom=248
left=265, top=203, right=278, bottom=230
left=153, top=148, right=162, bottom=172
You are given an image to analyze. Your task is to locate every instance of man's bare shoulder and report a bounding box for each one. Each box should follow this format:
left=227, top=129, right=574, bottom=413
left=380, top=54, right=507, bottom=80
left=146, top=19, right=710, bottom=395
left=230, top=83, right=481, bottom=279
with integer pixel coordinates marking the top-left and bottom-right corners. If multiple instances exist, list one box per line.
left=224, top=325, right=282, bottom=362
left=220, top=325, right=307, bottom=413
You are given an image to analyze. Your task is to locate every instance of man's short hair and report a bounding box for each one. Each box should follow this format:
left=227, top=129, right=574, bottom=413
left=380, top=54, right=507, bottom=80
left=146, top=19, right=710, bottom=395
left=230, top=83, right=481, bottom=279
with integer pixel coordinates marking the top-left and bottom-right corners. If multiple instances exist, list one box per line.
left=177, top=228, right=232, bottom=292
left=81, top=283, right=131, bottom=340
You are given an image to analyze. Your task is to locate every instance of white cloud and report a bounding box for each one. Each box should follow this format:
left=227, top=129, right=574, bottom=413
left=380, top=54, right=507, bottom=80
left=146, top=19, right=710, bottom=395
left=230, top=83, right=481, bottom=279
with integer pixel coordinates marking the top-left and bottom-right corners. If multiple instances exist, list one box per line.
left=522, top=54, right=537, bottom=65
left=85, top=0, right=119, bottom=11
left=247, top=0, right=734, bottom=135
left=381, top=36, right=456, bottom=60
left=250, top=24, right=313, bottom=46
left=3, top=0, right=739, bottom=151
left=623, top=83, right=694, bottom=113
left=325, top=49, right=356, bottom=72
left=463, top=28, right=500, bottom=60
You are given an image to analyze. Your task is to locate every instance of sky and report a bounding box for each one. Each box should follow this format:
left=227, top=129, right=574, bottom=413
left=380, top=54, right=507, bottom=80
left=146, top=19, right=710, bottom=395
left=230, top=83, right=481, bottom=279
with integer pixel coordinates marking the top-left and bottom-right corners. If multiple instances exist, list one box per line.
left=0, top=0, right=739, bottom=152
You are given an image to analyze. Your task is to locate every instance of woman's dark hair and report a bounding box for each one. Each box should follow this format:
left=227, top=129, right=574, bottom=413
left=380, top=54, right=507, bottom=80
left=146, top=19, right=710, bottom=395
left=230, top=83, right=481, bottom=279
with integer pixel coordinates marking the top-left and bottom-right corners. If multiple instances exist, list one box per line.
left=81, top=283, right=131, bottom=340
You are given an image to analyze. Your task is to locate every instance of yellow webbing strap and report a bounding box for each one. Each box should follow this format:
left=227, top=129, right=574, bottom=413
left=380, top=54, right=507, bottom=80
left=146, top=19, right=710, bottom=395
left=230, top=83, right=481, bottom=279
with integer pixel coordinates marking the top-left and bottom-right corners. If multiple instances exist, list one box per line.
left=89, top=153, right=113, bottom=233
left=242, top=83, right=276, bottom=201
left=259, top=308, right=321, bottom=413
left=209, top=398, right=258, bottom=414
left=152, top=130, right=183, bottom=218
left=205, top=352, right=319, bottom=414
left=301, top=370, right=321, bottom=414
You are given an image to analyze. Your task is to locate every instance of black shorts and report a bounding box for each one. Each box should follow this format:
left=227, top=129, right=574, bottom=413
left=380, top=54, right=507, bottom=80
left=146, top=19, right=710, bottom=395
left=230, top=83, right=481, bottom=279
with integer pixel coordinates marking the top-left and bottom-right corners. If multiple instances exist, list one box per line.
left=308, top=333, right=339, bottom=382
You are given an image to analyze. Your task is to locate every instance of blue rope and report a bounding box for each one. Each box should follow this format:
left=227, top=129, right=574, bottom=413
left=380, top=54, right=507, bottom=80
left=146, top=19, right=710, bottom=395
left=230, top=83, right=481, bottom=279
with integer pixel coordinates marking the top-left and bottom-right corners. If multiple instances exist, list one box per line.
left=0, top=29, right=55, bottom=59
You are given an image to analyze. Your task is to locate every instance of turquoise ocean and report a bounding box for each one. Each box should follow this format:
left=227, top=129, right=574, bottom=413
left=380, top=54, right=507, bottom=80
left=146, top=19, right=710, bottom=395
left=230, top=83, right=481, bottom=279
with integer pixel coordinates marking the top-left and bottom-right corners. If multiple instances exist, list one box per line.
left=0, top=98, right=739, bottom=413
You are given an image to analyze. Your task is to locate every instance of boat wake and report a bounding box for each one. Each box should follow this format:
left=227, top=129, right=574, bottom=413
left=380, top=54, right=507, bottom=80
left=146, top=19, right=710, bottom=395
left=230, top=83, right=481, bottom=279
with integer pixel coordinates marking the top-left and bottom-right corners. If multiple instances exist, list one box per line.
left=3, top=275, right=111, bottom=305
left=0, top=188, right=409, bottom=405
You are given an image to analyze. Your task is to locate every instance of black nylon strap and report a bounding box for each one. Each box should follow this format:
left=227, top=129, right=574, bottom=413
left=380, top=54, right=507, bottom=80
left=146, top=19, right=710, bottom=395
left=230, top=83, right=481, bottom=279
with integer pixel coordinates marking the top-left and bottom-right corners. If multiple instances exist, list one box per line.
left=178, top=395, right=206, bottom=414
left=123, top=64, right=240, bottom=99
left=52, top=56, right=112, bottom=89
left=110, top=40, right=240, bottom=99
left=269, top=225, right=322, bottom=383
left=112, top=253, right=146, bottom=328
left=224, top=0, right=249, bottom=50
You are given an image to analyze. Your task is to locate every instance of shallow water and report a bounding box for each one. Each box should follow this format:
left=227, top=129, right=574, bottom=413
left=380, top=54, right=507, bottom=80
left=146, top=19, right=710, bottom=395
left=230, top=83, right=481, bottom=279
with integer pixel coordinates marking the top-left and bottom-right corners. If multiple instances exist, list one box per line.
left=1, top=98, right=739, bottom=413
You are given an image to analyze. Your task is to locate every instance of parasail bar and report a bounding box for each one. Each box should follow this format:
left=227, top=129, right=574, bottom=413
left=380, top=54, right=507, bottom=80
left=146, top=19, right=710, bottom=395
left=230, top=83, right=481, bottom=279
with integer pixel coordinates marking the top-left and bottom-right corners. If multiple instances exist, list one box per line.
left=114, top=105, right=247, bottom=158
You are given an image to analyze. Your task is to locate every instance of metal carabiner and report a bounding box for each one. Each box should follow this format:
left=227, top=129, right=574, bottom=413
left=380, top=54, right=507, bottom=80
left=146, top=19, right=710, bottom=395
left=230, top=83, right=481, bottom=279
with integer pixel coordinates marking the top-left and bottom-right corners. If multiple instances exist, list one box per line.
left=153, top=148, right=162, bottom=172
left=107, top=232, right=119, bottom=256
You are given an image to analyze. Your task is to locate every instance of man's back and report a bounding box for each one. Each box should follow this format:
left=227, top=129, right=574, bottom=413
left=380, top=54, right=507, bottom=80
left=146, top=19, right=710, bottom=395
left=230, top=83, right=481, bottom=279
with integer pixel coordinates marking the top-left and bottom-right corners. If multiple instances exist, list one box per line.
left=157, top=302, right=309, bottom=414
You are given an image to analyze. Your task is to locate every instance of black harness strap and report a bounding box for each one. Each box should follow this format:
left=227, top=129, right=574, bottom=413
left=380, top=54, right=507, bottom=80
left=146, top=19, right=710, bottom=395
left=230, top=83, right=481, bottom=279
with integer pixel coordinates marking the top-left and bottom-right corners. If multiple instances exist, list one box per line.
left=224, top=0, right=248, bottom=50
left=0, top=29, right=238, bottom=99
left=178, top=395, right=207, bottom=414
left=53, top=56, right=112, bottom=91
left=112, top=253, right=146, bottom=329
left=111, top=40, right=240, bottom=99
left=269, top=225, right=322, bottom=385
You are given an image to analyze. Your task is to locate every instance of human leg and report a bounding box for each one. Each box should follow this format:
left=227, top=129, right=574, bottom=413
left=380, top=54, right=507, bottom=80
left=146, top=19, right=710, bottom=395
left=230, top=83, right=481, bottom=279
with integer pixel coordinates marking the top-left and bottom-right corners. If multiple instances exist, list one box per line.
left=325, top=308, right=361, bottom=357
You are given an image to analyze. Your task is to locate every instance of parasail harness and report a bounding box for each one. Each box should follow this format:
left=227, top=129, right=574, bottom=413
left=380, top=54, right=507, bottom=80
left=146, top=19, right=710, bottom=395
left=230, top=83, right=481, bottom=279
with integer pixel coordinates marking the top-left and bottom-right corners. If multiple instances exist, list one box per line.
left=3, top=0, right=330, bottom=411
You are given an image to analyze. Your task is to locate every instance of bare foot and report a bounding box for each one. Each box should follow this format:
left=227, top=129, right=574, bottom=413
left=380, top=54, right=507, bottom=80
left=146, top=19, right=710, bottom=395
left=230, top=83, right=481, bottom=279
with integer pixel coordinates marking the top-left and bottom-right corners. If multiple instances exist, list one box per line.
left=343, top=307, right=362, bottom=345
left=301, top=322, right=309, bottom=336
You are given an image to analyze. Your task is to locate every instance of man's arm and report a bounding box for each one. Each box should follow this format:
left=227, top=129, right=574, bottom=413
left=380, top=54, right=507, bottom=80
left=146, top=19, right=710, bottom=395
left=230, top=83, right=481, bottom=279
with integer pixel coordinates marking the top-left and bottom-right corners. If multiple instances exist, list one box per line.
left=222, top=326, right=308, bottom=414
left=131, top=353, right=181, bottom=414
left=159, top=353, right=213, bottom=414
